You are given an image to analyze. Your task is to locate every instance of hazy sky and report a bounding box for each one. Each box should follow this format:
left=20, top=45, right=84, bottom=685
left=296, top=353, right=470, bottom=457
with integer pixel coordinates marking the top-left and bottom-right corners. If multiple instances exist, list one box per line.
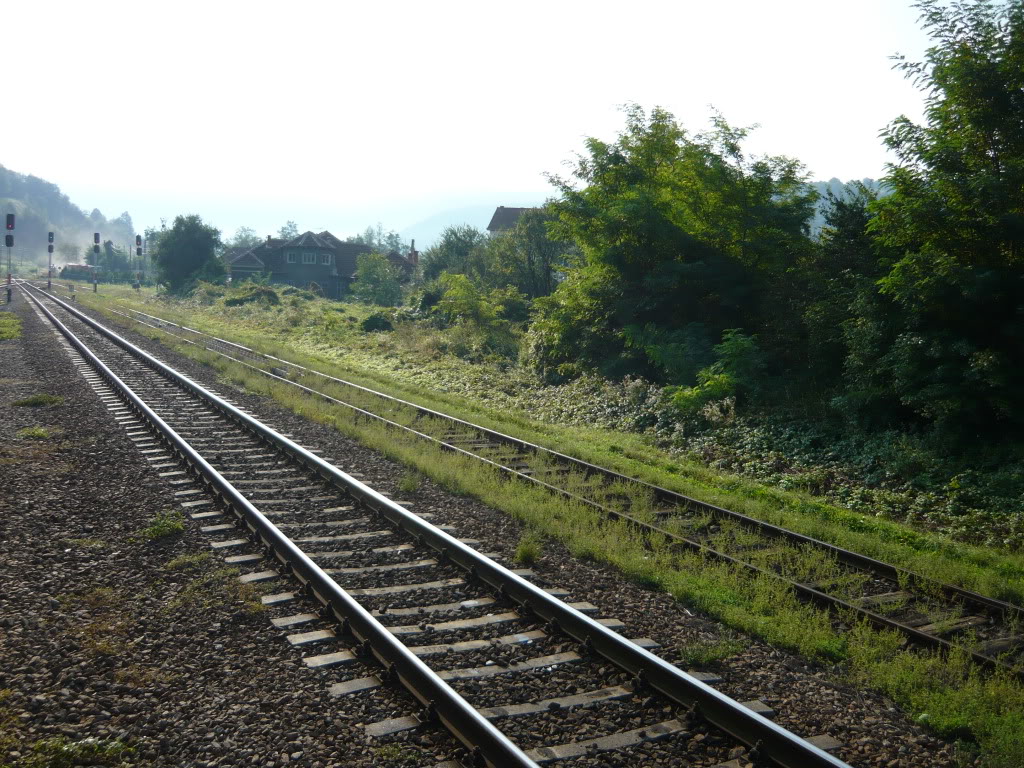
left=5, top=0, right=932, bottom=242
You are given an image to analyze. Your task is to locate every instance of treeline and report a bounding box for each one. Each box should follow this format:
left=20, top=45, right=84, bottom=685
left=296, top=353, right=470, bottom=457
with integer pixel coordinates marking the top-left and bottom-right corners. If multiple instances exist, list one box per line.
left=398, top=0, right=1024, bottom=479
left=161, top=1, right=1021, bottom=488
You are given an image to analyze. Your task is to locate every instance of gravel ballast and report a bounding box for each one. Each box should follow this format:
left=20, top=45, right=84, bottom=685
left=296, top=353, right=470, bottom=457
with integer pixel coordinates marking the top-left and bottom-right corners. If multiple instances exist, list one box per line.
left=1, top=292, right=966, bottom=767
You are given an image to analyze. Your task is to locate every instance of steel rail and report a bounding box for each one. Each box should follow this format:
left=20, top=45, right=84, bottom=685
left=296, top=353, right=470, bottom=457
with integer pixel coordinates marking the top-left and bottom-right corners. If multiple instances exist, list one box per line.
left=110, top=305, right=1024, bottom=619
left=27, top=287, right=852, bottom=767
left=104, top=301, right=1024, bottom=675
left=21, top=286, right=540, bottom=768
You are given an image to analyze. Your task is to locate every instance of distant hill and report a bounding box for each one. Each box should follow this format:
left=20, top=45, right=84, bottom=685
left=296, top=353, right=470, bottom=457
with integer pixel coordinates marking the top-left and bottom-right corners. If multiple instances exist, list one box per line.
left=0, top=164, right=135, bottom=267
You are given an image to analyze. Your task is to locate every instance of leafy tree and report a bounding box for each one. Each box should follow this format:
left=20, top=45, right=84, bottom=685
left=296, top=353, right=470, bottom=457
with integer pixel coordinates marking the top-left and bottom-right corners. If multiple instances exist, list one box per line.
left=843, top=0, right=1024, bottom=442
left=534, top=105, right=815, bottom=383
left=154, top=214, right=224, bottom=293
left=277, top=220, right=299, bottom=239
left=481, top=207, right=569, bottom=298
left=347, top=223, right=407, bottom=254
left=226, top=226, right=262, bottom=250
left=352, top=252, right=402, bottom=306
left=798, top=183, right=888, bottom=393
left=419, top=225, right=489, bottom=281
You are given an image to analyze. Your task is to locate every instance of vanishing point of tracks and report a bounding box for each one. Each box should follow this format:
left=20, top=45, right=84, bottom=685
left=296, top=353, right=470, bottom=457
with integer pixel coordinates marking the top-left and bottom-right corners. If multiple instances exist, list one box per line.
left=20, top=284, right=853, bottom=767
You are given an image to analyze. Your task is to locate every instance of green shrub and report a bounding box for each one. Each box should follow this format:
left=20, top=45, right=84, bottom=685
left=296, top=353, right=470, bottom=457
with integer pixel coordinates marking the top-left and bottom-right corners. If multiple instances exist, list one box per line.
left=669, top=371, right=735, bottom=419
left=362, top=312, right=394, bottom=332
left=223, top=284, right=280, bottom=306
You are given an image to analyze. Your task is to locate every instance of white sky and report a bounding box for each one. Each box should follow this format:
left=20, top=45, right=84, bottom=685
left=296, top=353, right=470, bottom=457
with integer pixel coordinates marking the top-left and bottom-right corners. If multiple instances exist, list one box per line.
left=4, top=0, right=932, bottom=241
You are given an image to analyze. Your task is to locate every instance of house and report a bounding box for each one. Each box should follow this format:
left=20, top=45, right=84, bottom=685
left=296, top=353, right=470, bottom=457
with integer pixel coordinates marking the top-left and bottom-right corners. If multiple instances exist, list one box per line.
left=228, top=231, right=418, bottom=299
left=486, top=206, right=535, bottom=236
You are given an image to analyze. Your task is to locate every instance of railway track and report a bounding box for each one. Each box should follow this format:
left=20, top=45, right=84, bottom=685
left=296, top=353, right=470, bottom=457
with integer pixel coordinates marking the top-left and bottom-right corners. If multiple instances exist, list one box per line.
left=76, top=290, right=1024, bottom=680
left=19, top=284, right=853, bottom=766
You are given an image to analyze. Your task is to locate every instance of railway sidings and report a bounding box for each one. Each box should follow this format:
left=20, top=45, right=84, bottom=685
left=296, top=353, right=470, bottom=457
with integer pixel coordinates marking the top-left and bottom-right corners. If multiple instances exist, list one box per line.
left=0, top=287, right=967, bottom=766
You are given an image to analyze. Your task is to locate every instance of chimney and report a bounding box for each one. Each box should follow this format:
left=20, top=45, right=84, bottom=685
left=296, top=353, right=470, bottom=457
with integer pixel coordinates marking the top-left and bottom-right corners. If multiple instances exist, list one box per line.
left=266, top=235, right=272, bottom=242
left=408, top=239, right=419, bottom=266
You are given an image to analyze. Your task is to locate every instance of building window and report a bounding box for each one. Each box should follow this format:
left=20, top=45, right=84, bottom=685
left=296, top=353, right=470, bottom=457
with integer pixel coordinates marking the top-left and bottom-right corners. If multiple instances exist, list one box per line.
left=321, top=253, right=332, bottom=265
left=303, top=251, right=316, bottom=264
left=286, top=251, right=297, bottom=263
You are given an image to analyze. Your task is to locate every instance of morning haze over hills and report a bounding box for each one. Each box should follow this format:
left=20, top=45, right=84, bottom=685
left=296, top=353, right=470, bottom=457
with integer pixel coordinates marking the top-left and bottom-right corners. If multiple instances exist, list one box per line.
left=0, top=162, right=878, bottom=265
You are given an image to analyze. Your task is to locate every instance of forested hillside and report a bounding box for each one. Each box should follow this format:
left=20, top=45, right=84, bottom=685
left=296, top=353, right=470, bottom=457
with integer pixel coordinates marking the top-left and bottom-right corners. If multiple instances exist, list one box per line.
left=0, top=164, right=135, bottom=268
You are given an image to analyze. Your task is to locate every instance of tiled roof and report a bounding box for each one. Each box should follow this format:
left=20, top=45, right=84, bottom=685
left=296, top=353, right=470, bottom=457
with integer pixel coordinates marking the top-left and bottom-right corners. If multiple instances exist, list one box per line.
left=284, top=231, right=331, bottom=249
left=229, top=250, right=265, bottom=268
left=486, top=206, right=532, bottom=232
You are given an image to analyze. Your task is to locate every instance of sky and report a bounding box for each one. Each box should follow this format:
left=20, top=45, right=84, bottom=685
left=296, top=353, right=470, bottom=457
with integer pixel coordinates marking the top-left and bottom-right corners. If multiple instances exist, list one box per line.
left=4, top=0, right=933, bottom=245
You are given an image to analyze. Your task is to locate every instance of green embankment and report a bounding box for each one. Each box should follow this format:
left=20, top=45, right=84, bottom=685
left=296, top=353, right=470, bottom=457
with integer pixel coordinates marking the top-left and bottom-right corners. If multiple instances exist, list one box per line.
left=68, top=283, right=1024, bottom=767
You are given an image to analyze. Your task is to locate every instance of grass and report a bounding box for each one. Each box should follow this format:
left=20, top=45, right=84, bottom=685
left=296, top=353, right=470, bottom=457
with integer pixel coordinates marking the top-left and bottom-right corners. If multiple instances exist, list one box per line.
left=166, top=551, right=214, bottom=570
left=397, top=470, right=422, bottom=494
left=15, top=426, right=56, bottom=440
left=372, top=743, right=422, bottom=765
left=514, top=530, right=543, bottom=565
left=6, top=737, right=132, bottom=768
left=0, top=312, right=21, bottom=340
left=677, top=632, right=746, bottom=668
left=76, top=284, right=1024, bottom=767
left=11, top=393, right=63, bottom=408
left=139, top=509, right=185, bottom=540
left=164, top=554, right=265, bottom=616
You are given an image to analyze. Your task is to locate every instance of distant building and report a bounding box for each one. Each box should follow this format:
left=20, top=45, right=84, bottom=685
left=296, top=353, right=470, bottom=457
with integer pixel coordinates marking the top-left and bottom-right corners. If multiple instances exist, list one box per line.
left=227, top=230, right=418, bottom=299
left=486, top=206, right=535, bottom=236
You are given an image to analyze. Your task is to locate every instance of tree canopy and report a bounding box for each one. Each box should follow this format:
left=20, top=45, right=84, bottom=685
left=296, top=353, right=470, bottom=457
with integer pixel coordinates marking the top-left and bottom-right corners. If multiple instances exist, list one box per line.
left=533, top=105, right=815, bottom=382
left=841, top=0, right=1024, bottom=442
left=155, top=215, right=224, bottom=293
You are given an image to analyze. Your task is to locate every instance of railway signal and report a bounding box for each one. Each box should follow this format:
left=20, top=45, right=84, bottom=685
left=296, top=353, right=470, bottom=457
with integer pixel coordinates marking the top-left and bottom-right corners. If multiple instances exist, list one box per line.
left=93, top=233, right=100, bottom=292
left=47, top=232, right=55, bottom=290
left=5, top=214, right=13, bottom=299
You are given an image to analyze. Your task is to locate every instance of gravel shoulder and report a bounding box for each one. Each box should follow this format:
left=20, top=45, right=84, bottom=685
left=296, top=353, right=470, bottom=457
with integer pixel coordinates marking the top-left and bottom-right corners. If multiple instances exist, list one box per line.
left=1, top=293, right=964, bottom=768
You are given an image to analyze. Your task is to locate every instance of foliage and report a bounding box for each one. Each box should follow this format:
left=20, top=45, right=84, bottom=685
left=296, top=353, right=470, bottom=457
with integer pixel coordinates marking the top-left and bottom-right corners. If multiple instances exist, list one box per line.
left=277, top=220, right=299, bottom=239
left=842, top=0, right=1024, bottom=445
left=154, top=214, right=223, bottom=293
left=536, top=105, right=815, bottom=385
left=419, top=224, right=489, bottom=281
left=361, top=312, right=394, bottom=332
left=225, top=225, right=262, bottom=249
left=479, top=207, right=569, bottom=298
left=347, top=222, right=407, bottom=254
left=352, top=252, right=403, bottom=306
left=223, top=281, right=280, bottom=306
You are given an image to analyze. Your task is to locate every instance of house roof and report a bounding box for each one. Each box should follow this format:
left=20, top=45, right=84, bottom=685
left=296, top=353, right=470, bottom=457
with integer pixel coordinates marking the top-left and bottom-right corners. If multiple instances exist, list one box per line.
left=284, top=231, right=332, bottom=249
left=228, top=250, right=265, bottom=268
left=486, top=206, right=532, bottom=232
left=385, top=250, right=415, bottom=270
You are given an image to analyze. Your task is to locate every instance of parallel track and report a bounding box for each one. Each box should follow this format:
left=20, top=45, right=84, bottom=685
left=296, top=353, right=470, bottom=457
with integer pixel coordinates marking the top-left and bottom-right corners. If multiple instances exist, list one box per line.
left=21, top=284, right=851, bottom=766
left=88, top=295, right=1024, bottom=679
